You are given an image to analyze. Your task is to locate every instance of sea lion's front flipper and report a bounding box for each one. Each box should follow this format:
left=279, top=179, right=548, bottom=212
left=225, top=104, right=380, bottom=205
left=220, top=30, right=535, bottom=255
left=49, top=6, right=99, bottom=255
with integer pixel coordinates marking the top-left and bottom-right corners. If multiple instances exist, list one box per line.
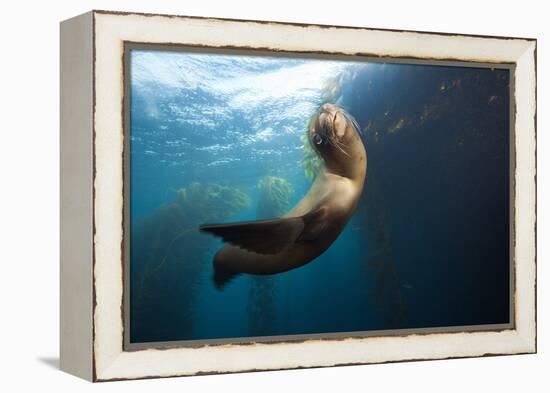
left=199, top=217, right=304, bottom=254
left=199, top=207, right=327, bottom=255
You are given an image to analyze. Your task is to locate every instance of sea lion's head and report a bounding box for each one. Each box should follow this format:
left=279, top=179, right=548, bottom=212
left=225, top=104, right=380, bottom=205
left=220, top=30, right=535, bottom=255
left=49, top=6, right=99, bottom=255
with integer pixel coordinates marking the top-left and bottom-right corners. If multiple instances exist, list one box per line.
left=309, top=103, right=366, bottom=179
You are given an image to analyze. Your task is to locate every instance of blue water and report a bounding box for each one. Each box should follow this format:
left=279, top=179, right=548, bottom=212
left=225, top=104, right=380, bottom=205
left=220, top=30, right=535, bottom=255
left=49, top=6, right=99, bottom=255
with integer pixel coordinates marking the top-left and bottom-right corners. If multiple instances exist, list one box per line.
left=129, top=49, right=510, bottom=343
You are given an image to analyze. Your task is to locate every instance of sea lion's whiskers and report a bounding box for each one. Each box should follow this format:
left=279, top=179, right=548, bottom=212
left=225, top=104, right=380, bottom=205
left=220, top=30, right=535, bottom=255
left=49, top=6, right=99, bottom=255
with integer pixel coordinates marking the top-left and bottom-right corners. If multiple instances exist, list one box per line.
left=319, top=111, right=351, bottom=157
left=329, top=136, right=350, bottom=157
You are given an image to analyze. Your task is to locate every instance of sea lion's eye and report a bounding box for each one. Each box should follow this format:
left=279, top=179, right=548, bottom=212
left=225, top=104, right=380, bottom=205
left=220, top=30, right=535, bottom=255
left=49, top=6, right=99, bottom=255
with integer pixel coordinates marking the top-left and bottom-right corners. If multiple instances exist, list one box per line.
left=313, top=134, right=324, bottom=146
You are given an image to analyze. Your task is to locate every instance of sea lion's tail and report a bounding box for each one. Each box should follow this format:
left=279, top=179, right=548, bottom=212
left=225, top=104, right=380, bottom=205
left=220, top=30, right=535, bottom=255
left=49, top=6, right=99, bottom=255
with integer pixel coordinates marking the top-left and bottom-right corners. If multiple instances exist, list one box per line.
left=212, top=265, right=240, bottom=290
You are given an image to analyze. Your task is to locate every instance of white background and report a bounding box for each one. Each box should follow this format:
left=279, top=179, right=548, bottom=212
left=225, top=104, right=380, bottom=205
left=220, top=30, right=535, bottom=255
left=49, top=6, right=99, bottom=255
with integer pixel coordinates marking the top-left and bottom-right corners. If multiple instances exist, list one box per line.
left=0, top=0, right=546, bottom=391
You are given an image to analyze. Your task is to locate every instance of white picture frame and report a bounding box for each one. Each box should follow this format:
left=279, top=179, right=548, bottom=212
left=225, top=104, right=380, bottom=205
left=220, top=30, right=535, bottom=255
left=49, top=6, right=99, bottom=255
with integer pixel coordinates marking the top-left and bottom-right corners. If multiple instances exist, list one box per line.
left=60, top=10, right=536, bottom=381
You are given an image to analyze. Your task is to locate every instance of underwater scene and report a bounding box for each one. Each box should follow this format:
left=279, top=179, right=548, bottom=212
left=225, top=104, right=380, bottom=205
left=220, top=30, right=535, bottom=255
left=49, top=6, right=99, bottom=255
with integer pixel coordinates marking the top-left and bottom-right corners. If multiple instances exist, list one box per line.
left=128, top=48, right=511, bottom=344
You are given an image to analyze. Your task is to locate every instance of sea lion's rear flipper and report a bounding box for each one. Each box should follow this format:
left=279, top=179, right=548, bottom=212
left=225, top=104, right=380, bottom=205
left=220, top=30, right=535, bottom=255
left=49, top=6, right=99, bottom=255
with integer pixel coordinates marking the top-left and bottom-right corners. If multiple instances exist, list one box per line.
left=212, top=266, right=240, bottom=290
left=199, top=207, right=327, bottom=255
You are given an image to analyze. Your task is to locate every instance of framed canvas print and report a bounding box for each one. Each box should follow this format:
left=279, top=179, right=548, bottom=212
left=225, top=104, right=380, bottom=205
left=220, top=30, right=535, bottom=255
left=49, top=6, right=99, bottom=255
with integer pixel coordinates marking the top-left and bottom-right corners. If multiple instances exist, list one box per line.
left=60, top=10, right=537, bottom=381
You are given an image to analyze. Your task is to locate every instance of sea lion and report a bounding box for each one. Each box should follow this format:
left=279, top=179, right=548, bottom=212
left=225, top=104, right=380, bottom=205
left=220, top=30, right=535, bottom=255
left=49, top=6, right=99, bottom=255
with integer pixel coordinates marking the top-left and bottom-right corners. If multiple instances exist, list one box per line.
left=200, top=103, right=367, bottom=288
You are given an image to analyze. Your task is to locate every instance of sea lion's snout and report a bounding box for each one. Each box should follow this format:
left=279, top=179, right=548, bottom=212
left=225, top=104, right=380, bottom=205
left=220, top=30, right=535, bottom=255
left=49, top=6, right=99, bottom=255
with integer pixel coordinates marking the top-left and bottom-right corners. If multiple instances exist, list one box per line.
left=309, top=104, right=364, bottom=172
left=312, top=106, right=334, bottom=136
left=311, top=104, right=348, bottom=148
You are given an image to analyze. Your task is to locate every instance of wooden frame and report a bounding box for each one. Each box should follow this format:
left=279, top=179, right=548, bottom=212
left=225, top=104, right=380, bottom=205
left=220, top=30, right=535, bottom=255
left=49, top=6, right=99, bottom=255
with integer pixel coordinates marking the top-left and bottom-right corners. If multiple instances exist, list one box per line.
left=60, top=10, right=537, bottom=381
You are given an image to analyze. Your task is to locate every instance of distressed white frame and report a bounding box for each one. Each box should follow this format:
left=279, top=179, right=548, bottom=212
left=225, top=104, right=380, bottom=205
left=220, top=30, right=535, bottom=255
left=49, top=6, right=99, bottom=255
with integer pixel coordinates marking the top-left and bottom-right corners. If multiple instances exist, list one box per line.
left=62, top=10, right=536, bottom=381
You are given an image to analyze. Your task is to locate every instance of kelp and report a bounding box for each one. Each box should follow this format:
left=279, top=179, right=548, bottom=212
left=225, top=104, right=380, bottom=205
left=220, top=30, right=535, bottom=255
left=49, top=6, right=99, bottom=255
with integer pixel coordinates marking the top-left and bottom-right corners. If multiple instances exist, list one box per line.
left=357, top=169, right=407, bottom=328
left=247, top=275, right=278, bottom=336
left=320, top=74, right=342, bottom=104
left=257, top=176, right=294, bottom=219
left=350, top=65, right=508, bottom=149
left=176, top=182, right=250, bottom=223
left=131, top=182, right=250, bottom=342
left=247, top=175, right=294, bottom=336
left=343, top=65, right=509, bottom=328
